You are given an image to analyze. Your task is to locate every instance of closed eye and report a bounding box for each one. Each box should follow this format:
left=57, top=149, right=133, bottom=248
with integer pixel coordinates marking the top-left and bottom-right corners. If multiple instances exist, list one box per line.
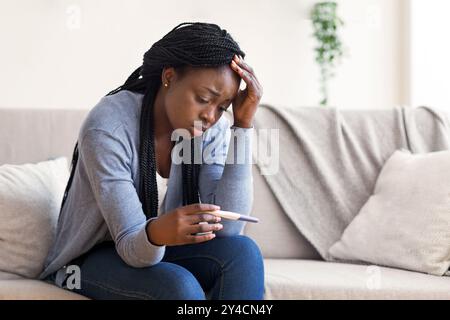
left=197, top=95, right=228, bottom=112
left=197, top=96, right=209, bottom=104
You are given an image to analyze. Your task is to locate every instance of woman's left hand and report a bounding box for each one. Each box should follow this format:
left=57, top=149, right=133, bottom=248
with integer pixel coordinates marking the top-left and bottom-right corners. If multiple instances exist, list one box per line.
left=230, top=54, right=263, bottom=128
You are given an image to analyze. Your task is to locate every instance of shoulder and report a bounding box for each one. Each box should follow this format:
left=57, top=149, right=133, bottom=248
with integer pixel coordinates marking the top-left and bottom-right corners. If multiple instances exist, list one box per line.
left=79, top=90, right=143, bottom=139
left=201, top=114, right=232, bottom=164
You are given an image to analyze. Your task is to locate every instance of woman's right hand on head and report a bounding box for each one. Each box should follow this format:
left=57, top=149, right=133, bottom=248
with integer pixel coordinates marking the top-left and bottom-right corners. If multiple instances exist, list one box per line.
left=146, top=203, right=223, bottom=246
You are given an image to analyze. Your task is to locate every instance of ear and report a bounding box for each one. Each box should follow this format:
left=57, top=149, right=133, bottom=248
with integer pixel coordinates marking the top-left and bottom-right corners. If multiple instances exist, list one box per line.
left=161, top=67, right=176, bottom=85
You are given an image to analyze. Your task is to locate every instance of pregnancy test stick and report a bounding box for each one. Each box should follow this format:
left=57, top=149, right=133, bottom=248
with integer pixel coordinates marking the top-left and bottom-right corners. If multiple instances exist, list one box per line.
left=202, top=210, right=259, bottom=223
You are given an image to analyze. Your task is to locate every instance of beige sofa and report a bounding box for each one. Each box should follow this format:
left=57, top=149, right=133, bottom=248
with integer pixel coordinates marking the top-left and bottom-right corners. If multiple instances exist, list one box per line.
left=1, top=108, right=450, bottom=300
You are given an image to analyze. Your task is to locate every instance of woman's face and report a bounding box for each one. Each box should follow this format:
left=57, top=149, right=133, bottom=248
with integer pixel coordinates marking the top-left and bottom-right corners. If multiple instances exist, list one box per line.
left=162, top=65, right=241, bottom=137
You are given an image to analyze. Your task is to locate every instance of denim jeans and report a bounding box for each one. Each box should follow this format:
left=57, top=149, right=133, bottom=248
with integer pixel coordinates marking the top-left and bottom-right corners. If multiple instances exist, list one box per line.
left=46, top=235, right=265, bottom=300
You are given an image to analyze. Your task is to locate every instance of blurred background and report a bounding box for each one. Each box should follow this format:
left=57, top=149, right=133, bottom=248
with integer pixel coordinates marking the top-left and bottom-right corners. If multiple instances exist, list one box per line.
left=0, top=0, right=448, bottom=110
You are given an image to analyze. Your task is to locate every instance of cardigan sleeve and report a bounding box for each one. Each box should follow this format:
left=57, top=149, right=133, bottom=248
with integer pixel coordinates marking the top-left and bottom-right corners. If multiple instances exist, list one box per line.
left=198, top=117, right=254, bottom=237
left=80, top=128, right=166, bottom=268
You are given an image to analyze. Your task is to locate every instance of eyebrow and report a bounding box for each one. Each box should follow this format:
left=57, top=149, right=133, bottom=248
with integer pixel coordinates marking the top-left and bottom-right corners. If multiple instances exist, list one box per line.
left=201, top=86, right=221, bottom=97
left=200, top=86, right=232, bottom=101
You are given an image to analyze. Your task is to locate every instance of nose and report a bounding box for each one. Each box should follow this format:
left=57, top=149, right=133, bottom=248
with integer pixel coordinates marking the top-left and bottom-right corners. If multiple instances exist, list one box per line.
left=200, top=106, right=216, bottom=129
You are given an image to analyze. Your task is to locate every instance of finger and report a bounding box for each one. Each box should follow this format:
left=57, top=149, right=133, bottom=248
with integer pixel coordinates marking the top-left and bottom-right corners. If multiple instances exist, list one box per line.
left=185, top=233, right=216, bottom=244
left=187, top=213, right=221, bottom=224
left=231, top=60, right=257, bottom=88
left=230, top=62, right=263, bottom=99
left=187, top=223, right=223, bottom=235
left=233, top=55, right=263, bottom=89
left=234, top=54, right=254, bottom=75
left=231, top=61, right=261, bottom=92
left=182, top=203, right=221, bottom=215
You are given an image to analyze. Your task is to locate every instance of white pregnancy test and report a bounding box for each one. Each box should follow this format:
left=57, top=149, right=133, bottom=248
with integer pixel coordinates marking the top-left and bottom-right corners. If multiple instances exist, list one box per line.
left=202, top=210, right=259, bottom=223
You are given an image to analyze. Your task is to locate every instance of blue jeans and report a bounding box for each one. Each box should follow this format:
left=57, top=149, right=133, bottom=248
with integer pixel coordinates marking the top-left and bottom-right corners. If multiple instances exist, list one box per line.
left=48, top=235, right=265, bottom=300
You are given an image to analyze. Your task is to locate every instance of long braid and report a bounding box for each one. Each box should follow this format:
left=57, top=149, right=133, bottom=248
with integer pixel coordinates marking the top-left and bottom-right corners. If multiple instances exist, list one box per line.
left=60, top=22, right=245, bottom=219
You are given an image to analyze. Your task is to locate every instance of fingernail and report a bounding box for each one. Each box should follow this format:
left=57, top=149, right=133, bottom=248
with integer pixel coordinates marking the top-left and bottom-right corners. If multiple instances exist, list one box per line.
left=215, top=217, right=221, bottom=222
left=217, top=224, right=223, bottom=230
left=214, top=205, right=221, bottom=210
left=234, top=55, right=239, bottom=62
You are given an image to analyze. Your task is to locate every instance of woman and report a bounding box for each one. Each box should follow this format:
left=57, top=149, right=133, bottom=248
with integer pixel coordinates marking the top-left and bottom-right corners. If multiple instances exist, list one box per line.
left=40, top=22, right=264, bottom=300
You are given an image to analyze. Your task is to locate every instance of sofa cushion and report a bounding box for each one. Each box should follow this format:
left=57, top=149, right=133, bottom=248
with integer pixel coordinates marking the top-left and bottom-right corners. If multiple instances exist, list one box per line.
left=329, top=150, right=450, bottom=276
left=263, top=259, right=450, bottom=300
left=0, top=157, right=69, bottom=279
left=0, top=279, right=88, bottom=300
left=3, top=260, right=449, bottom=300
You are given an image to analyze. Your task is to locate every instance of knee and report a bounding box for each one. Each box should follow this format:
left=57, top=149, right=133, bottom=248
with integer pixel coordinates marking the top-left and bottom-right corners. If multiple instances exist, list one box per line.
left=224, top=235, right=264, bottom=264
left=163, top=264, right=206, bottom=300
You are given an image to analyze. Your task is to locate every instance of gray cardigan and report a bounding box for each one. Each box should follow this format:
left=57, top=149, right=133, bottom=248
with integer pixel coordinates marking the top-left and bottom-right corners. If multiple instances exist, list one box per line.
left=40, top=90, right=254, bottom=280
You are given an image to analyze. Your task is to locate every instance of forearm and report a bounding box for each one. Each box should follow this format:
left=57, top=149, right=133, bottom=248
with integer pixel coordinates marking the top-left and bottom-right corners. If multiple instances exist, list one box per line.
left=212, top=126, right=254, bottom=236
left=116, top=219, right=166, bottom=268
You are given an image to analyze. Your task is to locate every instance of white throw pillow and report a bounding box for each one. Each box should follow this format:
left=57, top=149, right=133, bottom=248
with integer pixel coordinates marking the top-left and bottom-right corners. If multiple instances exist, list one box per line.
left=329, top=149, right=450, bottom=276
left=0, top=157, right=69, bottom=279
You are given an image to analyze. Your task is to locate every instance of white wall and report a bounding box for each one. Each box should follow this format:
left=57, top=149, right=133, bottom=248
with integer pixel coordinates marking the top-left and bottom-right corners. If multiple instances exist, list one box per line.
left=0, top=0, right=408, bottom=110
left=409, top=0, right=450, bottom=110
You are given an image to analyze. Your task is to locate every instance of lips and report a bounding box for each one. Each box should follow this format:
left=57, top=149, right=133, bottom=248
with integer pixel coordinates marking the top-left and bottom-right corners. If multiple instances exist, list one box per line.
left=191, top=120, right=210, bottom=137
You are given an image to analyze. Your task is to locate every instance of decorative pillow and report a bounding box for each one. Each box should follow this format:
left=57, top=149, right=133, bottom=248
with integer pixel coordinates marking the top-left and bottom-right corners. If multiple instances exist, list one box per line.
left=0, top=157, right=69, bottom=279
left=329, top=149, right=450, bottom=276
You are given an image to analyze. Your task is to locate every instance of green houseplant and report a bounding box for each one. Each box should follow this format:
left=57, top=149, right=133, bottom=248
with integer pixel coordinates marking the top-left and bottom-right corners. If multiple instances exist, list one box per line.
left=311, top=2, right=344, bottom=106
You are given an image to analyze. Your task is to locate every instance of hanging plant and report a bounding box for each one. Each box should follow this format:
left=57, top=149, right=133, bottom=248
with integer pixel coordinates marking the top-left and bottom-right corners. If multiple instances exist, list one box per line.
left=311, top=2, right=345, bottom=106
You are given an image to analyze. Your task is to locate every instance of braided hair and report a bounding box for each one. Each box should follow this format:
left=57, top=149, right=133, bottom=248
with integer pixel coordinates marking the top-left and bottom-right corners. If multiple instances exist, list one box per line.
left=61, top=22, right=245, bottom=219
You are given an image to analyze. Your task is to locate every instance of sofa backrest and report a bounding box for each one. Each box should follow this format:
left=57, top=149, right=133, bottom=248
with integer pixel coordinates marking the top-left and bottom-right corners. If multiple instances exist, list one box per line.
left=244, top=165, right=321, bottom=260
left=0, top=108, right=320, bottom=260
left=0, top=109, right=88, bottom=165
